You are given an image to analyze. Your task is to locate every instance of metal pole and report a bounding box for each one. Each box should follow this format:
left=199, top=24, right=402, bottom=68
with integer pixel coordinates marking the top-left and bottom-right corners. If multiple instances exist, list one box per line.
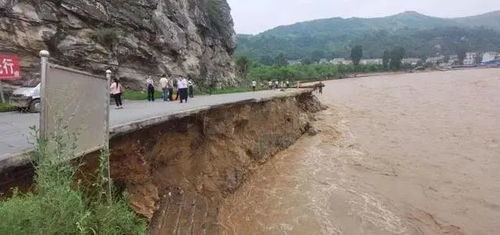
left=105, top=70, right=111, bottom=149
left=0, top=81, right=5, bottom=103
left=105, top=69, right=112, bottom=203
left=39, top=50, right=49, bottom=139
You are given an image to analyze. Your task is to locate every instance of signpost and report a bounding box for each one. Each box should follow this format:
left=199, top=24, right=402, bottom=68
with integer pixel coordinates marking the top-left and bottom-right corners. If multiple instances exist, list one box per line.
left=0, top=54, right=21, bottom=102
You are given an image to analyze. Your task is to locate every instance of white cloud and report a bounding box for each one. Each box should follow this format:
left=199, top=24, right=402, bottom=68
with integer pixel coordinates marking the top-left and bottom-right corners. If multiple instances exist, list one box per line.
left=228, top=0, right=500, bottom=34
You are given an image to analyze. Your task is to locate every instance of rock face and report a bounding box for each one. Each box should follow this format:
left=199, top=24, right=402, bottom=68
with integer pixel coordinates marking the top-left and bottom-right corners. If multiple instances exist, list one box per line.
left=0, top=0, right=236, bottom=89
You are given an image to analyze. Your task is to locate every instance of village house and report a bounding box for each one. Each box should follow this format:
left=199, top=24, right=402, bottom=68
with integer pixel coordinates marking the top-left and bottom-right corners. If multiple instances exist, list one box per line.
left=360, top=59, right=383, bottom=65
left=402, top=58, right=421, bottom=66
left=482, top=52, right=499, bottom=63
left=426, top=56, right=445, bottom=65
left=330, top=58, right=353, bottom=65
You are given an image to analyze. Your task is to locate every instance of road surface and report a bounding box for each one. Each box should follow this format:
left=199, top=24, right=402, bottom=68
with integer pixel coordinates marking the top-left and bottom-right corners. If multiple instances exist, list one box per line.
left=219, top=68, right=500, bottom=235
left=0, top=89, right=302, bottom=164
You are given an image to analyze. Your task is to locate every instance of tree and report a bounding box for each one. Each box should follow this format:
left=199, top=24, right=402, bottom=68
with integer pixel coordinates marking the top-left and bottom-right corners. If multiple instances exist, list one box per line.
left=389, top=47, right=405, bottom=70
left=301, top=58, right=313, bottom=65
left=382, top=50, right=391, bottom=70
left=474, top=53, right=482, bottom=64
left=260, top=55, right=274, bottom=66
left=311, top=50, right=325, bottom=63
left=351, top=45, right=363, bottom=66
left=455, top=40, right=469, bottom=65
left=274, top=53, right=288, bottom=67
left=457, top=49, right=467, bottom=65
left=235, top=55, right=252, bottom=79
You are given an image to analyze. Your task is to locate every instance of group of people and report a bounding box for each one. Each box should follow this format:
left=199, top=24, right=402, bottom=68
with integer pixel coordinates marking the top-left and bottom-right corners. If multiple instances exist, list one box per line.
left=109, top=75, right=196, bottom=109
left=251, top=80, right=291, bottom=91
left=148, top=75, right=195, bottom=103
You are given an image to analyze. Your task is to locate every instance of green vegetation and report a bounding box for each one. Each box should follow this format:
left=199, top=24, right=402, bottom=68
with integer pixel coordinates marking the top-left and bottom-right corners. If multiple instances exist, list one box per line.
left=389, top=47, right=406, bottom=70
left=245, top=63, right=385, bottom=83
left=235, top=55, right=252, bottom=79
left=123, top=90, right=163, bottom=100
left=236, top=11, right=500, bottom=62
left=351, top=45, right=363, bottom=66
left=0, top=130, right=146, bottom=235
left=0, top=102, right=16, bottom=112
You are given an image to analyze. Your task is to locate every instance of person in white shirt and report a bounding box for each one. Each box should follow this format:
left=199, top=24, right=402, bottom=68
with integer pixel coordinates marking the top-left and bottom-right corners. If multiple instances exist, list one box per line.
left=146, top=76, right=155, bottom=102
left=268, top=80, right=272, bottom=90
left=252, top=80, right=257, bottom=91
left=159, top=75, right=169, bottom=102
left=178, top=77, right=189, bottom=103
left=286, top=80, right=290, bottom=88
left=188, top=79, right=194, bottom=98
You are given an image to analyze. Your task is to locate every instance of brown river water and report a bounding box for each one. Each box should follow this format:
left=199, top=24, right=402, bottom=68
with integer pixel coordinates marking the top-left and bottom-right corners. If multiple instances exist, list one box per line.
left=218, top=69, right=500, bottom=235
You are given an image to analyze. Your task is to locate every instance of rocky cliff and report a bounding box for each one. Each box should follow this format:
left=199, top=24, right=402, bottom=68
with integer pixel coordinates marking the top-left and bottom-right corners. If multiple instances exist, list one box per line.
left=0, top=0, right=236, bottom=89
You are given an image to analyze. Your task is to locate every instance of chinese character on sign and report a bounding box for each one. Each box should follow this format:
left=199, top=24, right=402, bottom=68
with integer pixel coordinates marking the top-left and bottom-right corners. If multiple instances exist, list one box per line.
left=0, top=54, right=21, bottom=80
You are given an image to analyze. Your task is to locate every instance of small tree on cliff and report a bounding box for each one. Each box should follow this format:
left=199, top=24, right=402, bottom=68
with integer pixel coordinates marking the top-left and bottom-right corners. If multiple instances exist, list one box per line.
left=351, top=45, right=363, bottom=66
left=235, top=55, right=252, bottom=79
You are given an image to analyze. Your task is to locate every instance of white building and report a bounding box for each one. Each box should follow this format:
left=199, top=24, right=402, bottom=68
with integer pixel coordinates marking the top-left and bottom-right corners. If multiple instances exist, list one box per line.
left=426, top=56, right=445, bottom=65
left=482, top=52, right=499, bottom=63
left=319, top=58, right=330, bottom=64
left=463, top=52, right=477, bottom=65
left=330, top=58, right=353, bottom=65
left=287, top=60, right=302, bottom=65
left=360, top=59, right=383, bottom=65
left=402, top=58, right=421, bottom=66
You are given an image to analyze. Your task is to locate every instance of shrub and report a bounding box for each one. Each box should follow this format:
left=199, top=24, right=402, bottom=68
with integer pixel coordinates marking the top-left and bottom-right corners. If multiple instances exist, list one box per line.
left=0, top=129, right=147, bottom=235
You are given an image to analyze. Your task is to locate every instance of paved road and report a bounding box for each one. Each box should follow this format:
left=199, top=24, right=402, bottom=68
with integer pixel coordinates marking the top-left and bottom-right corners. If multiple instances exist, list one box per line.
left=0, top=89, right=304, bottom=163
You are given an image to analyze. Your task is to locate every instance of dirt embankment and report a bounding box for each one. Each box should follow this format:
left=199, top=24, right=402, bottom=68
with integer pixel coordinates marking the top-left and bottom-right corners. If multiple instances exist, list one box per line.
left=106, top=92, right=324, bottom=233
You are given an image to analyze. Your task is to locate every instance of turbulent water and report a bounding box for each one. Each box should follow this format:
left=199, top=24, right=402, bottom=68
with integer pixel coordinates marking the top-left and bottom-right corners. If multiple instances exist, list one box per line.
left=218, top=69, right=500, bottom=235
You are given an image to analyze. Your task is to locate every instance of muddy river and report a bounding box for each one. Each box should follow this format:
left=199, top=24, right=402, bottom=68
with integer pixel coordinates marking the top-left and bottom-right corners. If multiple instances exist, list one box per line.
left=218, top=69, right=500, bottom=235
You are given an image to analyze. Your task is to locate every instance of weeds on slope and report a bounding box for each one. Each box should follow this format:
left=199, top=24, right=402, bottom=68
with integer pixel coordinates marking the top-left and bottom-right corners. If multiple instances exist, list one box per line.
left=0, top=128, right=146, bottom=235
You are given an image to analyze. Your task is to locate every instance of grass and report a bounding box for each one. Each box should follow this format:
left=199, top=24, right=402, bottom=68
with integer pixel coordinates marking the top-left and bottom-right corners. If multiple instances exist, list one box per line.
left=123, top=87, right=256, bottom=100
left=0, top=102, right=16, bottom=112
left=0, top=128, right=147, bottom=234
left=205, top=87, right=253, bottom=95
left=123, top=90, right=163, bottom=100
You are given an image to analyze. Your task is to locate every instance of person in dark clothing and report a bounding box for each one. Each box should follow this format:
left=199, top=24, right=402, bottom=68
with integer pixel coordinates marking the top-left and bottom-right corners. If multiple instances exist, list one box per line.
left=174, top=78, right=179, bottom=100
left=188, top=79, right=194, bottom=98
left=146, top=77, right=155, bottom=102
left=178, top=77, right=189, bottom=103
left=168, top=78, right=174, bottom=101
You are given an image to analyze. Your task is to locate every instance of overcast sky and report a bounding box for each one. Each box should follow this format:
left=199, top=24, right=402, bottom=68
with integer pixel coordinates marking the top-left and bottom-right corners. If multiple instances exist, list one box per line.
left=227, top=0, right=500, bottom=34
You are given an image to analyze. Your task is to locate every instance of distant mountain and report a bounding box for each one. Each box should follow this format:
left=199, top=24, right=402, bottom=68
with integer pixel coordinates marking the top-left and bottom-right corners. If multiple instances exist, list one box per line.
left=236, top=11, right=500, bottom=63
left=453, top=11, right=500, bottom=31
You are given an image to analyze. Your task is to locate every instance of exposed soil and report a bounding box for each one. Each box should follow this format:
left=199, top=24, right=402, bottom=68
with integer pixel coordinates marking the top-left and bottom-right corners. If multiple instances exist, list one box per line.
left=218, top=68, right=500, bottom=235
left=106, top=92, right=324, bottom=234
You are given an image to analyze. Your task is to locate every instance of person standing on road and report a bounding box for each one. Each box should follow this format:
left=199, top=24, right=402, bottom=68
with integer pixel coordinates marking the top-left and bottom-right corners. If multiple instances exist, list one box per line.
left=252, top=80, right=257, bottom=91
left=168, top=77, right=174, bottom=101
left=188, top=78, right=194, bottom=98
left=268, top=80, right=273, bottom=90
left=146, top=76, right=155, bottom=102
left=178, top=77, right=188, bottom=103
left=160, top=74, right=169, bottom=102
left=274, top=80, right=279, bottom=89
left=110, top=78, right=124, bottom=109
left=286, top=80, right=290, bottom=88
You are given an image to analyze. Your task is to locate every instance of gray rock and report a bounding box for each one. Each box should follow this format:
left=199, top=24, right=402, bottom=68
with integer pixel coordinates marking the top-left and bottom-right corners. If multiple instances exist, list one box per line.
left=0, top=0, right=236, bottom=90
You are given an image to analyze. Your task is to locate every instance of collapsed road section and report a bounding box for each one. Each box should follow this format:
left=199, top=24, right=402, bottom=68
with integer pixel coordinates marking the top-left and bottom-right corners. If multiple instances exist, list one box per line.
left=1, top=89, right=325, bottom=234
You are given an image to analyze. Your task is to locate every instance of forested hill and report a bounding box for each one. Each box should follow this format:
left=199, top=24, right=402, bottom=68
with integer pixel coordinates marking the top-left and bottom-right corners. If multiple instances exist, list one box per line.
left=236, top=11, right=500, bottom=63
